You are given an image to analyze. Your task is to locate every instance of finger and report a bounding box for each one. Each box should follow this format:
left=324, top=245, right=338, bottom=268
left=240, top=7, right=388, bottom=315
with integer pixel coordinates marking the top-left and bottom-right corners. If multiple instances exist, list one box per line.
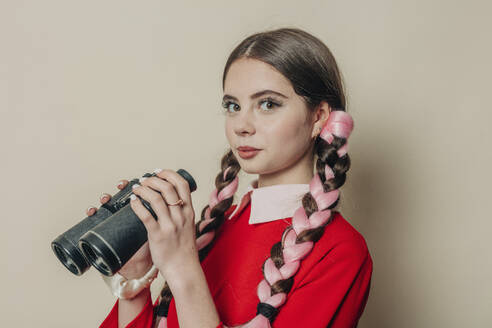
left=153, top=169, right=192, bottom=206
left=139, top=176, right=185, bottom=227
left=129, top=193, right=160, bottom=233
left=100, top=193, right=111, bottom=204
left=131, top=183, right=174, bottom=231
left=153, top=169, right=194, bottom=224
left=86, top=206, right=97, bottom=216
left=117, top=179, right=129, bottom=190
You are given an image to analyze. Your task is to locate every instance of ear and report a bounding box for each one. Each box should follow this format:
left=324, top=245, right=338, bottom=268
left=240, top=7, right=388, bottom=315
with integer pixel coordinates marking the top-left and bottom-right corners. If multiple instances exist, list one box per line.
left=311, top=101, right=331, bottom=139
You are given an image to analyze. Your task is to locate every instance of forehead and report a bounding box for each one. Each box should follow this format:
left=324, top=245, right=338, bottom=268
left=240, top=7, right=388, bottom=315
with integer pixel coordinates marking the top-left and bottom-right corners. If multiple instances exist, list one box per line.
left=224, top=58, right=294, bottom=96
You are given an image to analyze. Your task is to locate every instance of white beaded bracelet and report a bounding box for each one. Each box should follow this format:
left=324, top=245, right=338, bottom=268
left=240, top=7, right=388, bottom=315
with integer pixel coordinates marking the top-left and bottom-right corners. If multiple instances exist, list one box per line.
left=100, top=264, right=159, bottom=300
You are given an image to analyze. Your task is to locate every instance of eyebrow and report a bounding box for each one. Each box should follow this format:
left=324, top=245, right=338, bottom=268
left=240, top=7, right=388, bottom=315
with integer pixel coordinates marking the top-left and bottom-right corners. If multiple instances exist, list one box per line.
left=222, top=89, right=288, bottom=102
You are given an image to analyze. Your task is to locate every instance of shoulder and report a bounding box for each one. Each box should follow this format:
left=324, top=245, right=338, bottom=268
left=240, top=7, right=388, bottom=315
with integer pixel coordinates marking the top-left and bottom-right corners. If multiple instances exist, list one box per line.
left=274, top=211, right=373, bottom=308
left=303, top=211, right=372, bottom=271
left=289, top=212, right=372, bottom=290
left=324, top=211, right=369, bottom=252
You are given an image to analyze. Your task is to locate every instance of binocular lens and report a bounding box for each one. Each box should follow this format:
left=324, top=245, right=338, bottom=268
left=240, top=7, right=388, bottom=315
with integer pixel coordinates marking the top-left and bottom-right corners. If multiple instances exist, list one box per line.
left=51, top=242, right=84, bottom=275
left=79, top=237, right=114, bottom=276
left=51, top=206, right=115, bottom=276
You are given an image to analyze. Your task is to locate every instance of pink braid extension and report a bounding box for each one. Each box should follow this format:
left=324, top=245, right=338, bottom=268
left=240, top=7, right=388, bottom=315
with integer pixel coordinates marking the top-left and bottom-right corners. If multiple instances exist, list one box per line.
left=223, top=110, right=354, bottom=328
left=319, top=110, right=354, bottom=158
left=196, top=166, right=239, bottom=251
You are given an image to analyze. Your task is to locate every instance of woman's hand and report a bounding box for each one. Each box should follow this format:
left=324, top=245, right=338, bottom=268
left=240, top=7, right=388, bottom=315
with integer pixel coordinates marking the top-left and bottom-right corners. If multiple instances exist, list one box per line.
left=86, top=180, right=153, bottom=279
left=129, top=168, right=198, bottom=281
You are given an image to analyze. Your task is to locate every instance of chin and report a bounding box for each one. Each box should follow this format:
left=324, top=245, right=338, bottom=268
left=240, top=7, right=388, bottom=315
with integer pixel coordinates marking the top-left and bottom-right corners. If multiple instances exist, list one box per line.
left=235, top=159, right=258, bottom=174
left=239, top=160, right=275, bottom=175
left=241, top=167, right=260, bottom=174
left=237, top=162, right=256, bottom=174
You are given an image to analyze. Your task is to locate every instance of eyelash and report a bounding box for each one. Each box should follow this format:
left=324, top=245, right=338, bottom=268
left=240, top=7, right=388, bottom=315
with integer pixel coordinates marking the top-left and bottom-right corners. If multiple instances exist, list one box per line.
left=221, top=97, right=282, bottom=114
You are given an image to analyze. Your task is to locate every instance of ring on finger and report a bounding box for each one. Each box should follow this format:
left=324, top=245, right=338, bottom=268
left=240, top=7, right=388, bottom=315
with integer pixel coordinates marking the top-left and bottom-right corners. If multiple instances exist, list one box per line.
left=166, top=199, right=184, bottom=206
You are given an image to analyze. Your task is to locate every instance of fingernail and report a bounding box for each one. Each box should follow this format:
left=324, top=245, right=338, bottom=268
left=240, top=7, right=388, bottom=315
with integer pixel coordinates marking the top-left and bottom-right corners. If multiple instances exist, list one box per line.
left=100, top=194, right=108, bottom=200
left=87, top=206, right=95, bottom=212
left=139, top=177, right=147, bottom=183
left=130, top=194, right=137, bottom=201
left=153, top=168, right=163, bottom=173
left=132, top=184, right=140, bottom=189
left=118, top=181, right=124, bottom=187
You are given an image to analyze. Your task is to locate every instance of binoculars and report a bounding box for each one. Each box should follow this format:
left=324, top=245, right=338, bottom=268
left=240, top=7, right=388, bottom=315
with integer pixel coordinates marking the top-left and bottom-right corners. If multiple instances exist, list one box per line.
left=51, top=168, right=197, bottom=277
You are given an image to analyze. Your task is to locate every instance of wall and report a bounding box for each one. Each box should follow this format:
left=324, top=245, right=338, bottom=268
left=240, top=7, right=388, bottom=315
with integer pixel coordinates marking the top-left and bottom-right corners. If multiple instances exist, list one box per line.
left=1, top=0, right=490, bottom=326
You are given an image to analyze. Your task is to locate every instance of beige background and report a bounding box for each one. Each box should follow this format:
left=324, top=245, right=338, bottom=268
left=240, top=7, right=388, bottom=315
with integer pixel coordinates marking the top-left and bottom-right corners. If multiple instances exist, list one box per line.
left=1, top=0, right=491, bottom=327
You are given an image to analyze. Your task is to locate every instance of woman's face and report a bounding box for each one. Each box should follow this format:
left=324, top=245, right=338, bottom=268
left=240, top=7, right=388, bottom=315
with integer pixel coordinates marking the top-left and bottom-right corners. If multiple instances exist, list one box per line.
left=223, top=57, right=316, bottom=177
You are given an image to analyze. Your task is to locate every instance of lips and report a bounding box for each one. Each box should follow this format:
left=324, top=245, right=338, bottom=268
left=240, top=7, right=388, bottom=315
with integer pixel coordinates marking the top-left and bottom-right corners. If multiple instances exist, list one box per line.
left=237, top=147, right=261, bottom=159
left=237, top=146, right=260, bottom=151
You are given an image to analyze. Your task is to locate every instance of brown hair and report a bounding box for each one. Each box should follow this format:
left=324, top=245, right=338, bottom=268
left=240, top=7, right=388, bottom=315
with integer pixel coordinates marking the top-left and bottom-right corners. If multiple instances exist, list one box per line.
left=152, top=27, right=351, bottom=327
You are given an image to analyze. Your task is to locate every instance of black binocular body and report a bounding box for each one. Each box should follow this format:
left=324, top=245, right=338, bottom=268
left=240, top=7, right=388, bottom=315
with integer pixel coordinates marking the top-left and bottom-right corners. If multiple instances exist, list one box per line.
left=51, top=169, right=197, bottom=277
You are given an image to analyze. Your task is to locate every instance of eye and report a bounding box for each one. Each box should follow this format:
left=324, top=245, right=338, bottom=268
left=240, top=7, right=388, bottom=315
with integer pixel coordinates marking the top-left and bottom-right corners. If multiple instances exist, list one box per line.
left=221, top=97, right=282, bottom=114
left=222, top=101, right=240, bottom=114
left=259, top=97, right=282, bottom=112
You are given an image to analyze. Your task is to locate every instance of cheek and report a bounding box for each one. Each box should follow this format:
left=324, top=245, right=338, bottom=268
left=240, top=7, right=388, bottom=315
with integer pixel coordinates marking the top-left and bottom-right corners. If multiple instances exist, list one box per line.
left=224, top=121, right=233, bottom=145
left=265, top=117, right=310, bottom=150
left=259, top=121, right=310, bottom=172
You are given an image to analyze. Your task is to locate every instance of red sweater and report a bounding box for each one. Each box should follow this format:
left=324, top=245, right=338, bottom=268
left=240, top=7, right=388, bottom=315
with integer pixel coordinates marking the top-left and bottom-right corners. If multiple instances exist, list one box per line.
left=100, top=201, right=373, bottom=328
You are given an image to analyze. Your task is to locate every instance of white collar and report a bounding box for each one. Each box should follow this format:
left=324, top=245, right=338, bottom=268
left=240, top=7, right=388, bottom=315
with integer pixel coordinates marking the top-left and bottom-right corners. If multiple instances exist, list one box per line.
left=227, top=178, right=310, bottom=224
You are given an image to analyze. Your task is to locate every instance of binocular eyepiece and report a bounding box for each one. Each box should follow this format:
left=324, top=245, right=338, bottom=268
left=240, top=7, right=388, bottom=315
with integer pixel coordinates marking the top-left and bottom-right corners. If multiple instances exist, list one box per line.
left=51, top=168, right=197, bottom=277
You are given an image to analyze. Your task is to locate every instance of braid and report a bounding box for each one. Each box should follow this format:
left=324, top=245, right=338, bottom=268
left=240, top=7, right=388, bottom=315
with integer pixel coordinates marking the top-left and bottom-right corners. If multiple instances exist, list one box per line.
left=196, top=150, right=241, bottom=261
left=224, top=109, right=354, bottom=328
left=152, top=149, right=241, bottom=327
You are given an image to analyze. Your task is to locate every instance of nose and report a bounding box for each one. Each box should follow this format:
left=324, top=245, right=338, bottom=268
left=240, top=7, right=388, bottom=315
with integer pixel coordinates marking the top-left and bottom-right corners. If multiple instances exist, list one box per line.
left=234, top=107, right=256, bottom=136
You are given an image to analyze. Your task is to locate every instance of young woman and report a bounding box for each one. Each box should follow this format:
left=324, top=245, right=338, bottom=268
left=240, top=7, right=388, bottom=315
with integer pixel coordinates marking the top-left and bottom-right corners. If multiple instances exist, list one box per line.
left=88, top=27, right=373, bottom=328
